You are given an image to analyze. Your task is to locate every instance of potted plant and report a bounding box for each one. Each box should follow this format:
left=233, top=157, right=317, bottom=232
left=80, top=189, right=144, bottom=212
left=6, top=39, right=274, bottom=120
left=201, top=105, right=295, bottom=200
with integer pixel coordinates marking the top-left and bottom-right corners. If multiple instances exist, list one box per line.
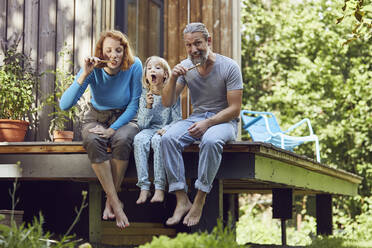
left=43, top=45, right=86, bottom=142
left=0, top=34, right=38, bottom=142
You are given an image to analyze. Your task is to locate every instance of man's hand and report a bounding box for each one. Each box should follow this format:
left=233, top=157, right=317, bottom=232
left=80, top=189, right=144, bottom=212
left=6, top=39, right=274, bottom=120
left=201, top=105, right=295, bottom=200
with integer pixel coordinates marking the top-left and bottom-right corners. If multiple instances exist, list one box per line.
left=171, top=64, right=188, bottom=78
left=157, top=129, right=166, bottom=136
left=89, top=125, right=115, bottom=139
left=188, top=119, right=211, bottom=138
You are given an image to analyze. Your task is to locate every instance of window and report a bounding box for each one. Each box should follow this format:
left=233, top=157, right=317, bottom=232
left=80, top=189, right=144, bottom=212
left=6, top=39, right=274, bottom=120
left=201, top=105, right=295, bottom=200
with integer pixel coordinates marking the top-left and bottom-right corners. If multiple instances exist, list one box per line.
left=115, top=0, right=164, bottom=62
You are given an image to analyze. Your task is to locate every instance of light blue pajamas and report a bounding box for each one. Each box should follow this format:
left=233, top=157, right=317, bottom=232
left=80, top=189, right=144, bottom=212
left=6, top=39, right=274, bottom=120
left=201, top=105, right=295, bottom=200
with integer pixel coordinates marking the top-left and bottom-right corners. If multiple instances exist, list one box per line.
left=133, top=89, right=181, bottom=190
left=161, top=112, right=238, bottom=193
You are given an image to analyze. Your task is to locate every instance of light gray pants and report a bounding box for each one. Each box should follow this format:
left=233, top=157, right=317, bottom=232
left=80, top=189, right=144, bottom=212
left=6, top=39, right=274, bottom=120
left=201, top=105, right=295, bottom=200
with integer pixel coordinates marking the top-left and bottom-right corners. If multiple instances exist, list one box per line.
left=161, top=112, right=238, bottom=193
left=133, top=128, right=166, bottom=190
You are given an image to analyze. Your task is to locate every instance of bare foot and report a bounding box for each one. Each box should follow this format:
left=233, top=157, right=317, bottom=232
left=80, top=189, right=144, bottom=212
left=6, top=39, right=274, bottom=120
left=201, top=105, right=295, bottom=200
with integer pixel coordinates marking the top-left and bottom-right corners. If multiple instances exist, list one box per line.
left=150, top=189, right=165, bottom=203
left=136, top=190, right=151, bottom=204
left=183, top=201, right=204, bottom=227
left=103, top=198, right=115, bottom=220
left=166, top=198, right=192, bottom=226
left=111, top=200, right=129, bottom=229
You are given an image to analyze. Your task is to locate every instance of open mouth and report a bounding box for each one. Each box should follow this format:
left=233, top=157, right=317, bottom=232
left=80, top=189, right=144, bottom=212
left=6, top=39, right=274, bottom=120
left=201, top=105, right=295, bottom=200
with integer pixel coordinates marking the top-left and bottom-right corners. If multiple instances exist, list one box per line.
left=151, top=75, right=157, bottom=82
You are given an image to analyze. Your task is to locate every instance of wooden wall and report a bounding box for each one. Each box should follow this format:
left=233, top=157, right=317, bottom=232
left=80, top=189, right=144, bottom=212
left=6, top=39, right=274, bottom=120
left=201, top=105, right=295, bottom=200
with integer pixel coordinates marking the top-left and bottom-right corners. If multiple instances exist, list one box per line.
left=0, top=0, right=240, bottom=140
left=0, top=0, right=115, bottom=141
left=163, top=0, right=241, bottom=118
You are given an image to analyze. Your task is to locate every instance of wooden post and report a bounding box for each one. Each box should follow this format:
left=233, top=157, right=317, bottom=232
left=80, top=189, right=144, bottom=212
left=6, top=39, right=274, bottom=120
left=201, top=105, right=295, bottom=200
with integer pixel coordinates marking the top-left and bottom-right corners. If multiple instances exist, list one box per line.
left=272, top=188, right=293, bottom=246
left=316, top=194, right=332, bottom=235
left=89, top=181, right=102, bottom=244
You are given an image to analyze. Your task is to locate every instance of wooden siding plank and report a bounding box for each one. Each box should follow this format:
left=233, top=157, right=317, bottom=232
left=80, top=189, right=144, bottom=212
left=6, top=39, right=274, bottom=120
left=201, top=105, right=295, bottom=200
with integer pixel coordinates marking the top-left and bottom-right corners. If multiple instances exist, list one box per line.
left=167, top=0, right=178, bottom=67
left=220, top=0, right=232, bottom=57
left=23, top=0, right=39, bottom=68
left=212, top=0, right=221, bottom=53
left=74, top=0, right=93, bottom=71
left=190, top=0, right=202, bottom=22
left=37, top=0, right=57, bottom=141
left=178, top=0, right=189, bottom=119
left=163, top=0, right=168, bottom=59
left=56, top=1, right=74, bottom=69
left=202, top=0, right=214, bottom=40
left=7, top=0, right=24, bottom=53
left=0, top=0, right=7, bottom=64
left=92, top=0, right=102, bottom=47
left=137, top=0, right=149, bottom=61
left=23, top=0, right=39, bottom=141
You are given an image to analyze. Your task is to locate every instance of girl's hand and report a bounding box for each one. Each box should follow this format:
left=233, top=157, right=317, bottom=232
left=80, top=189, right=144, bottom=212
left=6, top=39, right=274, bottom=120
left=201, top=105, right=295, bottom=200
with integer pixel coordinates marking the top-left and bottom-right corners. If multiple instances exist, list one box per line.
left=83, top=57, right=101, bottom=75
left=157, top=129, right=166, bottom=136
left=88, top=125, right=115, bottom=139
left=146, top=92, right=154, bottom=109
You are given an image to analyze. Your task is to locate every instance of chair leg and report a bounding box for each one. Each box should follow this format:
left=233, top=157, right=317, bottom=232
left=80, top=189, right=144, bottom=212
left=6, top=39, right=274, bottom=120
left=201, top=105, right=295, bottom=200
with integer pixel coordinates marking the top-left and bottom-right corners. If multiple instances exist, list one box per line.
left=315, top=137, right=320, bottom=163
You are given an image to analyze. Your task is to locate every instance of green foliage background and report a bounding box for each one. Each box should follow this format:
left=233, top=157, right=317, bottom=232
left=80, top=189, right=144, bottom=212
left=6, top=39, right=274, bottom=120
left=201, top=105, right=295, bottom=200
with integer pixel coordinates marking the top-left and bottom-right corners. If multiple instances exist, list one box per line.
left=241, top=0, right=371, bottom=201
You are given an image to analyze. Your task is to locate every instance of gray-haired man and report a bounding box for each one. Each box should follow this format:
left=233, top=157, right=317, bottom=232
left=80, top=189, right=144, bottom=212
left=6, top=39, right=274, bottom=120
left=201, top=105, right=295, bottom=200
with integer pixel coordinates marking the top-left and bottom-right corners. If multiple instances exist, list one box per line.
left=161, top=22, right=243, bottom=226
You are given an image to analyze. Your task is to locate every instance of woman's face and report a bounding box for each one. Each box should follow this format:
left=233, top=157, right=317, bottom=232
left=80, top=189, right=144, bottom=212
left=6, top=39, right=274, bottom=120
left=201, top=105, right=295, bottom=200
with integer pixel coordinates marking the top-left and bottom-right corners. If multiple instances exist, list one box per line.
left=102, top=37, right=124, bottom=74
left=146, top=59, right=166, bottom=88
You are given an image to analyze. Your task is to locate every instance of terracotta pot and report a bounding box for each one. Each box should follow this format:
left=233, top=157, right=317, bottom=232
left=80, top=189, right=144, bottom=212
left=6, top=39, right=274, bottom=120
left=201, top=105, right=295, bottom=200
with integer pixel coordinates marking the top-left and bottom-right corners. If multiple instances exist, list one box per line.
left=53, top=130, right=74, bottom=142
left=0, top=119, right=29, bottom=142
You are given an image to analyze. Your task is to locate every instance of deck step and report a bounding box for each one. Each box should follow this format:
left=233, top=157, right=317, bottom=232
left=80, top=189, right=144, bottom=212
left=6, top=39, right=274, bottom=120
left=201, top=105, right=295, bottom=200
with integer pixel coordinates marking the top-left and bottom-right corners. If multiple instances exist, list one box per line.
left=101, top=221, right=176, bottom=246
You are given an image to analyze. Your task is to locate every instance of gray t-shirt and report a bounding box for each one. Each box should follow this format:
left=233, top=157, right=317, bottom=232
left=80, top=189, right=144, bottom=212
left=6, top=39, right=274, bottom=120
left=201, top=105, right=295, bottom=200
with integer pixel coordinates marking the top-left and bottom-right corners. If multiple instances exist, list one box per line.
left=177, top=54, right=243, bottom=115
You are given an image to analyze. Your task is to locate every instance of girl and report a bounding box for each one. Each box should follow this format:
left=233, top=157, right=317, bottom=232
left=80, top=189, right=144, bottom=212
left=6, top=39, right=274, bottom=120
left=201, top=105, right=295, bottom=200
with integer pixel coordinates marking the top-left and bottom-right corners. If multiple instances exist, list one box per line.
left=60, top=30, right=142, bottom=229
left=133, top=56, right=181, bottom=204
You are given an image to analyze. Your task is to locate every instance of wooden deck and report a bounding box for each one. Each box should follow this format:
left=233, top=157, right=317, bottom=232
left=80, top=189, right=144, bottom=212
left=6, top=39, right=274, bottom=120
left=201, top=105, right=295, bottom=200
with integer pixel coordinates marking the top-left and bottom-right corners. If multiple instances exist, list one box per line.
left=0, top=141, right=362, bottom=246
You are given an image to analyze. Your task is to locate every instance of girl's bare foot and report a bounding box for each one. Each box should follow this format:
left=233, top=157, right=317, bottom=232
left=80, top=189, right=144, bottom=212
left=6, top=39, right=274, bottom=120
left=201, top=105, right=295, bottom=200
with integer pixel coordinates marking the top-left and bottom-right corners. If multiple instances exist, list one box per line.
left=136, top=190, right=151, bottom=204
left=150, top=189, right=165, bottom=203
left=103, top=198, right=115, bottom=220
left=166, top=198, right=192, bottom=226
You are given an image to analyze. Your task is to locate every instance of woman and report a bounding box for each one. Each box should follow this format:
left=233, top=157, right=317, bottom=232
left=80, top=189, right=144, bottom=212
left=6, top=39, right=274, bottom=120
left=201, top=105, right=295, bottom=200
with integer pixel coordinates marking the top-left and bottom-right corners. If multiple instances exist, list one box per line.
left=60, top=30, right=142, bottom=229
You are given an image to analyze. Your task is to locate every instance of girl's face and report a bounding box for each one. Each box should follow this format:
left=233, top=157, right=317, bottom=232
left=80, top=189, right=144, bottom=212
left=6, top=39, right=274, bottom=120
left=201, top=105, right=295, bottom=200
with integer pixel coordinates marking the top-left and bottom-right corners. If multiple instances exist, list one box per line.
left=102, top=37, right=124, bottom=74
left=146, top=59, right=167, bottom=88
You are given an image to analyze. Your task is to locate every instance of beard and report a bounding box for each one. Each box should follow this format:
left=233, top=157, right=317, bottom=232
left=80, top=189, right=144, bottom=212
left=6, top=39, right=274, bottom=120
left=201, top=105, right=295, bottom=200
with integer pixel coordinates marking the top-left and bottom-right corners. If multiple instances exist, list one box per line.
left=188, top=49, right=209, bottom=66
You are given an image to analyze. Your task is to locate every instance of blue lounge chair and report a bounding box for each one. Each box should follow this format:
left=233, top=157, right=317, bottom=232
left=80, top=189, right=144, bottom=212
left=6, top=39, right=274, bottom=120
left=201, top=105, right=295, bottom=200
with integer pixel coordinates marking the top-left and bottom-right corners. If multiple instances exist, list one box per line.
left=241, top=110, right=320, bottom=162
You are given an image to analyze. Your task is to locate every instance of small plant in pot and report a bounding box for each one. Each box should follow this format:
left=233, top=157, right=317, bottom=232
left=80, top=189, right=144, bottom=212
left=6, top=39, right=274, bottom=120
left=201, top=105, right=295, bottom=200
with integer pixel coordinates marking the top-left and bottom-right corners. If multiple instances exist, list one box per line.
left=0, top=34, right=39, bottom=142
left=44, top=45, right=85, bottom=142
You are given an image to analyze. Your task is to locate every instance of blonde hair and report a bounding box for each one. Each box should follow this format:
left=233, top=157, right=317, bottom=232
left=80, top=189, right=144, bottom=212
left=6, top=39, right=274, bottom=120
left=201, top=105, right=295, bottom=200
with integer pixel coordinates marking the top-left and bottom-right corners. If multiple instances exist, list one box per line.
left=142, top=56, right=171, bottom=91
left=94, top=30, right=135, bottom=70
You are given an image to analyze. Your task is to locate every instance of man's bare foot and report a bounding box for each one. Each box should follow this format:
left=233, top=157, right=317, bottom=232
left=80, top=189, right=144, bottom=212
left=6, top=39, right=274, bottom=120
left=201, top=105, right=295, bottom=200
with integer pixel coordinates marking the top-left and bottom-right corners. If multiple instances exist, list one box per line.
left=136, top=190, right=151, bottom=204
left=103, top=198, right=115, bottom=220
left=111, top=200, right=129, bottom=229
left=150, top=189, right=165, bottom=203
left=183, top=201, right=204, bottom=226
left=166, top=198, right=192, bottom=226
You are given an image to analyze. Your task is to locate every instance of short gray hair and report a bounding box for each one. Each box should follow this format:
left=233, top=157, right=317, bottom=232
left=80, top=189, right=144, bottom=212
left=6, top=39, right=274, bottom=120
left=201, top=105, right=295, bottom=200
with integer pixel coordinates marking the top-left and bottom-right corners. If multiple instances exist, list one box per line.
left=183, top=22, right=210, bottom=40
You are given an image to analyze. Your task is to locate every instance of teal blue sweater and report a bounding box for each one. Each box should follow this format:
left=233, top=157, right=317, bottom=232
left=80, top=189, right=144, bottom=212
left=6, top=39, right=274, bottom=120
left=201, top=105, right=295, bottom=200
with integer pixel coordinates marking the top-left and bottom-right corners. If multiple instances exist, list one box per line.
left=60, top=58, right=143, bottom=130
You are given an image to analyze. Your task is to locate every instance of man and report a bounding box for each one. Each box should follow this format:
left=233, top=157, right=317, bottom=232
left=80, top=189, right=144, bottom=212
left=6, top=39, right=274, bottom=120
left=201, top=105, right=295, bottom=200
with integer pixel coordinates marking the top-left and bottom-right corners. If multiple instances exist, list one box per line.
left=161, top=22, right=243, bottom=227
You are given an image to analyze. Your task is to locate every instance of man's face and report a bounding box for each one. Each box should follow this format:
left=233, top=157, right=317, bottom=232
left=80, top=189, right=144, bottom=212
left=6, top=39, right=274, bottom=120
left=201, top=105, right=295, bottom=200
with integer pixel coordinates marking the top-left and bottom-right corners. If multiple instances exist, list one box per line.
left=184, top=32, right=210, bottom=65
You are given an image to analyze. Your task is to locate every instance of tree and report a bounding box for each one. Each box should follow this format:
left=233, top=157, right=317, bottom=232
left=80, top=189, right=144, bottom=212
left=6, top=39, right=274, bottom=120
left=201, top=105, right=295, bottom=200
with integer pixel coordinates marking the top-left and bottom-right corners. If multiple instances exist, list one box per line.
left=241, top=0, right=371, bottom=210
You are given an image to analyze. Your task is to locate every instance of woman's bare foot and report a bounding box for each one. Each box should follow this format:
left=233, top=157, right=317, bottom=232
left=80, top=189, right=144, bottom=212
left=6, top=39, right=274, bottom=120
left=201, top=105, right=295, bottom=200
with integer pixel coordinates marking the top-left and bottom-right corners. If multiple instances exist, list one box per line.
left=136, top=190, right=151, bottom=204
left=150, top=189, right=165, bottom=203
left=111, top=200, right=129, bottom=229
left=103, top=198, right=115, bottom=220
left=166, top=196, right=192, bottom=226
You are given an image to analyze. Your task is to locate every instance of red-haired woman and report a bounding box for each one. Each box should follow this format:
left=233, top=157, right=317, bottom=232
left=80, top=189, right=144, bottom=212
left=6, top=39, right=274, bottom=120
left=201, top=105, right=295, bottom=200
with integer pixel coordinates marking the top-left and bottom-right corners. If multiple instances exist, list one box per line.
left=60, top=30, right=142, bottom=229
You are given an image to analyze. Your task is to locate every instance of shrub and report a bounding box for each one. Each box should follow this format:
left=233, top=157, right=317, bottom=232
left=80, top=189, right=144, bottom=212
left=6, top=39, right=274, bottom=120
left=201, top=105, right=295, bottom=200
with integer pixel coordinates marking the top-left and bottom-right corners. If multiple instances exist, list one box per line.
left=139, top=220, right=244, bottom=248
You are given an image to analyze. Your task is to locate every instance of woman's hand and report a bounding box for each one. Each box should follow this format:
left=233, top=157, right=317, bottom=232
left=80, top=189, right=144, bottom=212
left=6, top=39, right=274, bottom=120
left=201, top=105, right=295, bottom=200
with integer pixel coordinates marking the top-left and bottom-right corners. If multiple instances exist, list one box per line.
left=89, top=125, right=115, bottom=139
left=83, top=57, right=102, bottom=75
left=146, top=92, right=154, bottom=109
